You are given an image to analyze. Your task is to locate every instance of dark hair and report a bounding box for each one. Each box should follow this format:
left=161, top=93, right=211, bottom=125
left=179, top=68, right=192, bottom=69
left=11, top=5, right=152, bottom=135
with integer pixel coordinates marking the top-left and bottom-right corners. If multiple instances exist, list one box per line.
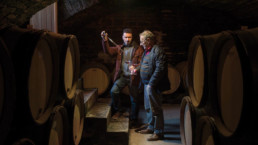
left=123, top=28, right=133, bottom=34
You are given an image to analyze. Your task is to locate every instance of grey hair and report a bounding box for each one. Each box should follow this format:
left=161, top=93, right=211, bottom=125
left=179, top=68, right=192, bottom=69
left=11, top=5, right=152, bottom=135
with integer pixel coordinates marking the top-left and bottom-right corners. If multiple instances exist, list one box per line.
left=139, top=30, right=155, bottom=41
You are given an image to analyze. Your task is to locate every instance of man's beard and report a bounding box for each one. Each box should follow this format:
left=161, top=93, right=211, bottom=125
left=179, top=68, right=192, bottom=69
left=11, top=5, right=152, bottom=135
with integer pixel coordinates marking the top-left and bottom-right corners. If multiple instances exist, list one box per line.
left=124, top=42, right=132, bottom=47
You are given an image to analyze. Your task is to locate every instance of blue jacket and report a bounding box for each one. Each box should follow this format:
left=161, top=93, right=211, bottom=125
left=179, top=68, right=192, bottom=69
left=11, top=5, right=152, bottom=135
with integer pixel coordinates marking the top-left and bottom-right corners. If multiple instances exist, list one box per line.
left=140, top=45, right=170, bottom=92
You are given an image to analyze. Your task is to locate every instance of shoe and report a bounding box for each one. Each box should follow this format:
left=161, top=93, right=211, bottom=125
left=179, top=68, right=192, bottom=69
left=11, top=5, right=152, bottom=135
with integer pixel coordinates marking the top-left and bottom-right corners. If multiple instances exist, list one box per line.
left=129, top=120, right=140, bottom=129
left=147, top=133, right=164, bottom=141
left=134, top=124, right=148, bottom=132
left=122, top=112, right=130, bottom=117
left=111, top=112, right=121, bottom=120
left=137, top=129, right=154, bottom=134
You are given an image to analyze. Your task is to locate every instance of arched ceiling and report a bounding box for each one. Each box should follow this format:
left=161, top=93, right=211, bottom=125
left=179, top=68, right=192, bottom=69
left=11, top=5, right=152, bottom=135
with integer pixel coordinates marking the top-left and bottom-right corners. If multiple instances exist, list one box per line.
left=0, top=0, right=56, bottom=26
left=1, top=0, right=258, bottom=27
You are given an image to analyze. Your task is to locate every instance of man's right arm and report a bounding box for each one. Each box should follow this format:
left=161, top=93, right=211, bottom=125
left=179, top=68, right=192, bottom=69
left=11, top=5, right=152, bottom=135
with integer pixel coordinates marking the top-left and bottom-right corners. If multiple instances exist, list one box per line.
left=101, top=31, right=118, bottom=55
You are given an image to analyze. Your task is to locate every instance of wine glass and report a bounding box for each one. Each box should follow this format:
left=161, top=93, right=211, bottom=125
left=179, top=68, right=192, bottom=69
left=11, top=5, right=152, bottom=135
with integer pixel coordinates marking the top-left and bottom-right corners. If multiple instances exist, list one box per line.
left=126, top=61, right=137, bottom=75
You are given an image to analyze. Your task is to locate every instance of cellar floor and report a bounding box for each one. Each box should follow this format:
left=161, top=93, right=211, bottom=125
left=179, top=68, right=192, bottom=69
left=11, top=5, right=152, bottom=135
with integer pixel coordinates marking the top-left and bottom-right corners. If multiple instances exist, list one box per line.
left=129, top=103, right=182, bottom=145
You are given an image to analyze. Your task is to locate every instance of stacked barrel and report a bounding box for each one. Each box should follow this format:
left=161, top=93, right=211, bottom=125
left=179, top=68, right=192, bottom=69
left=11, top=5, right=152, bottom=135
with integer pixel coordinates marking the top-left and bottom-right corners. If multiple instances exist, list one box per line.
left=0, top=25, right=84, bottom=145
left=180, top=27, right=258, bottom=145
left=80, top=62, right=111, bottom=96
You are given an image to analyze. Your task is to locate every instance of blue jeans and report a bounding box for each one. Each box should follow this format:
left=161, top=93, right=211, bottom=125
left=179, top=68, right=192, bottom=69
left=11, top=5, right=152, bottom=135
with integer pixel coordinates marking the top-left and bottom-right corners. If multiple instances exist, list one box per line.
left=110, top=76, right=139, bottom=120
left=144, top=84, right=164, bottom=134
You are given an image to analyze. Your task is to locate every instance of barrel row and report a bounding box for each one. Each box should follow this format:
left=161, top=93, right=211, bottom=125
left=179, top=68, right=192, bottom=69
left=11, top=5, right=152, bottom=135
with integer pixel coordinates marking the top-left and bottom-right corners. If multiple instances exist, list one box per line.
left=80, top=60, right=189, bottom=98
left=181, top=27, right=258, bottom=145
left=0, top=25, right=84, bottom=145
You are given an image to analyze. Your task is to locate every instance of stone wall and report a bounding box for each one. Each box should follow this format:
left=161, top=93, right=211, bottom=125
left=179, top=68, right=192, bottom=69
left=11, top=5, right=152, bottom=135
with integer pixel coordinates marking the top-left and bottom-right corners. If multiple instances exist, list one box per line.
left=0, top=0, right=100, bottom=27
left=0, top=0, right=56, bottom=26
left=59, top=1, right=241, bottom=72
left=58, top=0, right=99, bottom=22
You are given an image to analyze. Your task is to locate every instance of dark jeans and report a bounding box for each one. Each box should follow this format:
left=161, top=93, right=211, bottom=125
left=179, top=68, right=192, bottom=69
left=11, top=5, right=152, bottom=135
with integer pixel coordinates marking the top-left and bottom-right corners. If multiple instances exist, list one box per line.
left=110, top=76, right=139, bottom=120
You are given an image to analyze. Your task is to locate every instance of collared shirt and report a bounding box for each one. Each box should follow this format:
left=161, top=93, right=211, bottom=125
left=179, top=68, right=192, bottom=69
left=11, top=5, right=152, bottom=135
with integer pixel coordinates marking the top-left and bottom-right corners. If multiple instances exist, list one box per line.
left=145, top=46, right=152, bottom=55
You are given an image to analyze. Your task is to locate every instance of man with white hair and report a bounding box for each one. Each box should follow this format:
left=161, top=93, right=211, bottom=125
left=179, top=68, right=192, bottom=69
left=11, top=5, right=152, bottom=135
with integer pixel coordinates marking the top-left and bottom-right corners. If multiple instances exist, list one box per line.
left=137, top=30, right=169, bottom=141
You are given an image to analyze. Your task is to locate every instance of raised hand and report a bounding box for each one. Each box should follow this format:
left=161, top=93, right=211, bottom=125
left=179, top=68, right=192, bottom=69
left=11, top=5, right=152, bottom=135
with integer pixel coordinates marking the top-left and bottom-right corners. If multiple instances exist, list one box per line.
left=101, top=31, right=108, bottom=41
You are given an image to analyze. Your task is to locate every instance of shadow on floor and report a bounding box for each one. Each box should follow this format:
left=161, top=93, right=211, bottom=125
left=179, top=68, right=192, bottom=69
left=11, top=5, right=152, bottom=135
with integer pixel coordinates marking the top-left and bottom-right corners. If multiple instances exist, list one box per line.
left=129, top=103, right=182, bottom=145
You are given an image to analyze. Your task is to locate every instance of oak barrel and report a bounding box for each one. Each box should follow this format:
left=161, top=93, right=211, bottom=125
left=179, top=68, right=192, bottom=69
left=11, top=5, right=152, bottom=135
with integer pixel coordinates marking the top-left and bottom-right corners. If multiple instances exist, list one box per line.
left=64, top=90, right=85, bottom=145
left=45, top=32, right=80, bottom=100
left=0, top=36, right=16, bottom=145
left=180, top=96, right=207, bottom=145
left=7, top=105, right=70, bottom=145
left=162, top=64, right=181, bottom=95
left=209, top=29, right=258, bottom=145
left=195, top=116, right=218, bottom=145
left=187, top=33, right=222, bottom=108
left=81, top=63, right=111, bottom=96
left=12, top=138, right=36, bottom=145
left=46, top=105, right=70, bottom=145
left=0, top=25, right=59, bottom=125
left=175, top=61, right=189, bottom=92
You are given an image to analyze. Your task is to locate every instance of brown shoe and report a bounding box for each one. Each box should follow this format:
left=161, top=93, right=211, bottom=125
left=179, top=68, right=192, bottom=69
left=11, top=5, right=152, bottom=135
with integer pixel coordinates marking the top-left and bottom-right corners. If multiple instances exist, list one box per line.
left=138, top=129, right=153, bottom=134
left=135, top=124, right=148, bottom=132
left=129, top=120, right=140, bottom=129
left=122, top=112, right=130, bottom=117
left=112, top=112, right=121, bottom=120
left=147, top=133, right=164, bottom=141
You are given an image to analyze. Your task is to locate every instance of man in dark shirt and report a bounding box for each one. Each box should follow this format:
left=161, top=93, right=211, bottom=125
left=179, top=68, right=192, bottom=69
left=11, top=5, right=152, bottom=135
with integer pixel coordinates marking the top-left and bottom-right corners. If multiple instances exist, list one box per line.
left=101, top=28, right=144, bottom=128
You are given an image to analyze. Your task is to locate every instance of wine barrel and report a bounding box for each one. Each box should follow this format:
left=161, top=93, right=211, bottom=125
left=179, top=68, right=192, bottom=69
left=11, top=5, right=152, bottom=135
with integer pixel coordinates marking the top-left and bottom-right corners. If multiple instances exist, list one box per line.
left=81, top=63, right=111, bottom=96
left=0, top=37, right=16, bottom=145
left=175, top=61, right=189, bottom=92
left=187, top=33, right=222, bottom=108
left=209, top=29, right=258, bottom=145
left=45, top=32, right=80, bottom=100
left=180, top=96, right=207, bottom=145
left=0, top=25, right=59, bottom=125
left=46, top=105, right=70, bottom=145
left=64, top=90, right=85, bottom=145
left=12, top=138, right=36, bottom=145
left=5, top=105, right=70, bottom=145
left=195, top=116, right=218, bottom=145
left=162, top=64, right=181, bottom=95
